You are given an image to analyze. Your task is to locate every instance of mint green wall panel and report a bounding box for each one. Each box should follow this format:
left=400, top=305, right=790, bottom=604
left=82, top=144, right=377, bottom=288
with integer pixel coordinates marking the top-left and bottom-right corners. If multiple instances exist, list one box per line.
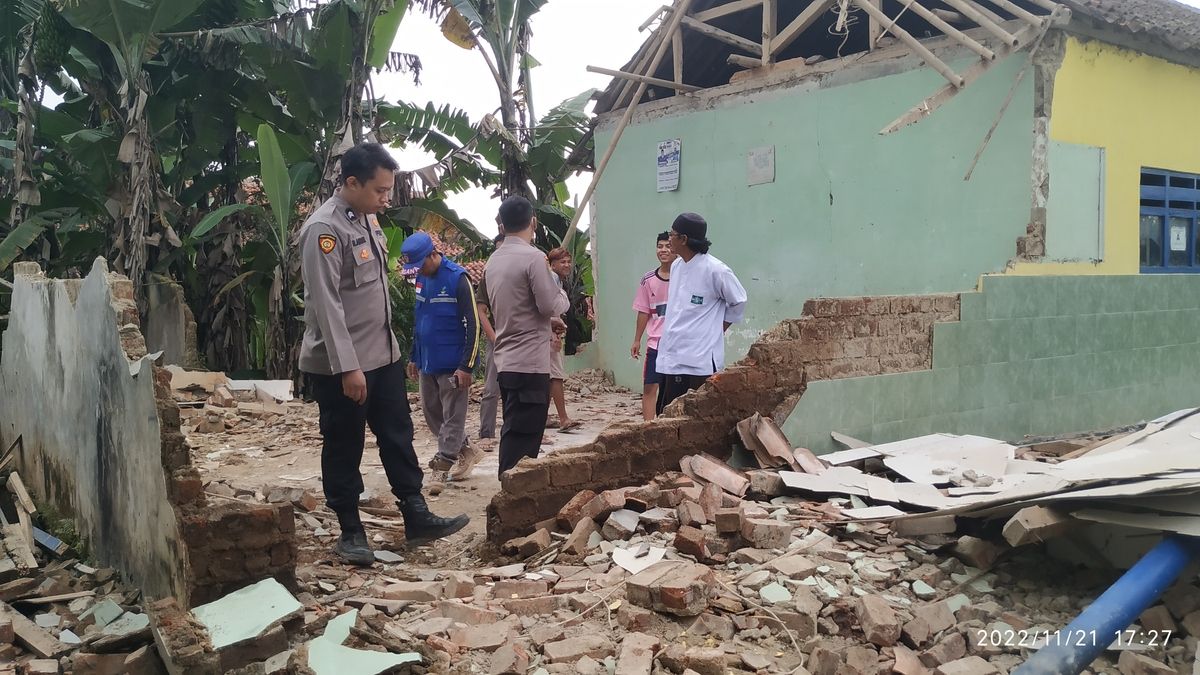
left=783, top=275, right=1200, bottom=454
left=592, top=57, right=1035, bottom=388
left=1045, top=141, right=1105, bottom=261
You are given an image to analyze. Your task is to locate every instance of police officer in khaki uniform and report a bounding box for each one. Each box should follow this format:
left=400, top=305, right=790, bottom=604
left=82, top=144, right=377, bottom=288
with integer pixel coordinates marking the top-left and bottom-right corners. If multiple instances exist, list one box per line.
left=299, top=142, right=468, bottom=566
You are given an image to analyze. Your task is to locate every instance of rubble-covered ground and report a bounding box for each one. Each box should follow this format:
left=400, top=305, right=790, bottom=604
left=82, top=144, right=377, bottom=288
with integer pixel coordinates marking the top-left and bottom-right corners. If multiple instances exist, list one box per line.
left=4, top=371, right=1200, bottom=674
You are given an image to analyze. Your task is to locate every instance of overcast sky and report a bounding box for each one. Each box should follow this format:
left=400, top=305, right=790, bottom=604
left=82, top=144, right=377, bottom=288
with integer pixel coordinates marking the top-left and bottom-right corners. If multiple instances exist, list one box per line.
left=379, top=0, right=1200, bottom=238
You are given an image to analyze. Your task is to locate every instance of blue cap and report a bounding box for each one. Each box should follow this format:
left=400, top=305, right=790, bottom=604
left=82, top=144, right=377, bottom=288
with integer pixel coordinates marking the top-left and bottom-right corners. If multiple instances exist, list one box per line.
left=400, top=232, right=435, bottom=271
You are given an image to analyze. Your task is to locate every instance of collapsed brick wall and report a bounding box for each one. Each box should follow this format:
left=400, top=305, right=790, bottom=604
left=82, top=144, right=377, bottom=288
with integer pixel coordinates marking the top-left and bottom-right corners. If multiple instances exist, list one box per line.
left=487, top=293, right=960, bottom=542
left=0, top=260, right=295, bottom=607
left=154, top=368, right=298, bottom=607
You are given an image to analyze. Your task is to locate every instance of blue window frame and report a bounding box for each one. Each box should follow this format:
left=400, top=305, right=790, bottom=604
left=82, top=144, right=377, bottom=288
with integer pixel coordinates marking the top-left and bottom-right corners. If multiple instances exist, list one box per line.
left=1140, top=168, right=1200, bottom=273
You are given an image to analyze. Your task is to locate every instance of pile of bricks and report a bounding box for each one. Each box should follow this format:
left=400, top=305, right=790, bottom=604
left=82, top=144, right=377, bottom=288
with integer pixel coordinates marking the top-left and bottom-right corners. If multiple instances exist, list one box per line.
left=488, top=293, right=961, bottom=544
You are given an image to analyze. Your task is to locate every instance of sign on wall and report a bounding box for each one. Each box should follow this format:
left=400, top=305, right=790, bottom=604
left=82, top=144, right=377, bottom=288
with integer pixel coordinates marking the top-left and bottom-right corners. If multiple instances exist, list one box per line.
left=747, top=145, right=776, bottom=186
left=657, top=139, right=681, bottom=192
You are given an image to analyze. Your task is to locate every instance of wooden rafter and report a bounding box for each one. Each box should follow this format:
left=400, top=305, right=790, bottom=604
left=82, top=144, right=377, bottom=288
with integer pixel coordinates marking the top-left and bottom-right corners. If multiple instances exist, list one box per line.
left=772, top=0, right=838, bottom=57
left=897, top=0, right=996, bottom=61
left=587, top=66, right=702, bottom=93
left=762, top=0, right=776, bottom=64
left=681, top=15, right=764, bottom=55
left=694, top=0, right=763, bottom=22
left=852, top=0, right=965, bottom=87
left=940, top=0, right=1020, bottom=46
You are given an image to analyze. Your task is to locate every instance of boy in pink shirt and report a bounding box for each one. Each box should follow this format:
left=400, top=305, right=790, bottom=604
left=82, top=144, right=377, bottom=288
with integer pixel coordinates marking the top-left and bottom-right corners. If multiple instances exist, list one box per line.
left=631, top=232, right=676, bottom=420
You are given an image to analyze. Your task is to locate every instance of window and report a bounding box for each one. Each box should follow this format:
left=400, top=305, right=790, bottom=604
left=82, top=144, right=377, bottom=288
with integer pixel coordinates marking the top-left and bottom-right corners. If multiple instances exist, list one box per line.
left=1140, top=168, right=1200, bottom=272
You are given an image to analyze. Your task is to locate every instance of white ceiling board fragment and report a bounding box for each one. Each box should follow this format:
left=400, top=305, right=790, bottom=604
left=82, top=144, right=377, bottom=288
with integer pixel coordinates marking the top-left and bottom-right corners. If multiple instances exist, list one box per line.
left=883, top=439, right=1014, bottom=485
left=867, top=433, right=960, bottom=457
left=1122, top=493, right=1200, bottom=516
left=779, top=470, right=869, bottom=497
left=891, top=482, right=960, bottom=510
left=1056, top=421, right=1200, bottom=482
left=191, top=578, right=302, bottom=650
left=820, top=448, right=880, bottom=465
left=843, top=505, right=907, bottom=520
left=1152, top=408, right=1200, bottom=426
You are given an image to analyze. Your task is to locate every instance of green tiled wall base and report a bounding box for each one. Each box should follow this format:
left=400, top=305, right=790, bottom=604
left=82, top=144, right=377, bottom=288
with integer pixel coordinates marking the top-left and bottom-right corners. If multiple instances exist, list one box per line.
left=783, top=275, right=1200, bottom=454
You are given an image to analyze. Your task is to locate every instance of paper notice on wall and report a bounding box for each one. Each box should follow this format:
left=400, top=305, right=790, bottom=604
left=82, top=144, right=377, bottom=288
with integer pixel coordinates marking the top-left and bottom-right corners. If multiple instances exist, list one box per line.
left=657, top=139, right=681, bottom=192
left=747, top=145, right=776, bottom=186
left=1171, top=223, right=1188, bottom=252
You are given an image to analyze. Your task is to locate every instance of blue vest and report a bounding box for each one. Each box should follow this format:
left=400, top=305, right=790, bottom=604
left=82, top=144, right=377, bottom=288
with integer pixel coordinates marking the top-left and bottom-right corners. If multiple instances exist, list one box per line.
left=413, top=258, right=468, bottom=374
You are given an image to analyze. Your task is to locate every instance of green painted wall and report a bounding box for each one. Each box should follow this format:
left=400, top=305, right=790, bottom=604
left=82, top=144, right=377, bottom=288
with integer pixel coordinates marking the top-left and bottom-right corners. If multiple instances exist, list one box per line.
left=592, top=56, right=1035, bottom=389
left=783, top=274, right=1200, bottom=454
left=1045, top=140, right=1105, bottom=261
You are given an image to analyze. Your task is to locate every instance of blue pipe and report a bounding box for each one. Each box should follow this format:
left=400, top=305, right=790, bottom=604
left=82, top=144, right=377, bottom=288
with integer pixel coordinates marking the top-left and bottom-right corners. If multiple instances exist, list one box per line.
left=1015, top=535, right=1200, bottom=675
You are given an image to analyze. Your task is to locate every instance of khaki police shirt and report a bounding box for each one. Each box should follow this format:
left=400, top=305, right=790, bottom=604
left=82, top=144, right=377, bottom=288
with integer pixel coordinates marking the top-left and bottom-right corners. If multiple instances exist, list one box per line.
left=484, top=237, right=569, bottom=374
left=298, top=192, right=399, bottom=375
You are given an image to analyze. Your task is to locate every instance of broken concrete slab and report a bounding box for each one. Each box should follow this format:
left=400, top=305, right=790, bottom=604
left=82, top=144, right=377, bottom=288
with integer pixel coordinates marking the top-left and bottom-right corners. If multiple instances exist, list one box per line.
left=191, top=578, right=302, bottom=650
left=307, top=609, right=420, bottom=674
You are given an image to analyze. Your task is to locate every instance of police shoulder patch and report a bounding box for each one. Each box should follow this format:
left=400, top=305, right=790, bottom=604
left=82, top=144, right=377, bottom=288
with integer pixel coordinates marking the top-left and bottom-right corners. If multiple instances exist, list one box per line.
left=318, top=234, right=337, bottom=254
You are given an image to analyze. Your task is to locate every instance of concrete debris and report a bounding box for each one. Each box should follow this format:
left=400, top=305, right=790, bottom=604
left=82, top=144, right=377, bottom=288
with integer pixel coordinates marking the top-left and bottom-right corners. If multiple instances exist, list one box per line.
left=190, top=578, right=302, bottom=650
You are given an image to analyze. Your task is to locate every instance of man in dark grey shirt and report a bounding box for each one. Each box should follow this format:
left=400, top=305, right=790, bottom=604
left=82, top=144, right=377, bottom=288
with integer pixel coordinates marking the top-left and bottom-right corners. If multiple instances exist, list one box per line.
left=298, top=143, right=468, bottom=566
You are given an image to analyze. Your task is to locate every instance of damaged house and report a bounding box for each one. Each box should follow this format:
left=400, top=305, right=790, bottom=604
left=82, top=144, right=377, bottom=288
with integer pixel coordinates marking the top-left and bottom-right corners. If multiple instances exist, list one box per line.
left=579, top=0, right=1200, bottom=452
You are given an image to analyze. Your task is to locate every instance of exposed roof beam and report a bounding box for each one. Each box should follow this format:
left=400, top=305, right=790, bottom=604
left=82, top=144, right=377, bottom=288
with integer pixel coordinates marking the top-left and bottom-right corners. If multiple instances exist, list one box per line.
left=851, top=0, right=965, bottom=88
left=771, top=0, right=837, bottom=57
left=983, top=0, right=1048, bottom=28
left=694, top=0, right=763, bottom=23
left=587, top=65, right=702, bottom=92
left=941, top=0, right=1020, bottom=46
left=881, top=20, right=1040, bottom=134
left=897, top=0, right=995, bottom=60
left=681, top=15, right=764, bottom=56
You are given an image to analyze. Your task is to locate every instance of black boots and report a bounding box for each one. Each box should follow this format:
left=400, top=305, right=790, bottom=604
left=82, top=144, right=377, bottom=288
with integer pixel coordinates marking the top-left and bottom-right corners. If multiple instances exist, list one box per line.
left=334, top=529, right=374, bottom=567
left=398, top=494, right=469, bottom=548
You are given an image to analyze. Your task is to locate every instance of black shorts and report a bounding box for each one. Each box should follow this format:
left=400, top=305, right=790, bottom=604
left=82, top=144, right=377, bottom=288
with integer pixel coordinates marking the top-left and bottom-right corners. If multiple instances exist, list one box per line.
left=644, top=347, right=663, bottom=386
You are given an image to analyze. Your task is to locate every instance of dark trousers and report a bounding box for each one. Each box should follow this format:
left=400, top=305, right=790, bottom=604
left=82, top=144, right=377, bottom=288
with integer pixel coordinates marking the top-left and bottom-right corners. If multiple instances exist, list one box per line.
left=656, top=373, right=711, bottom=415
left=310, top=361, right=423, bottom=529
left=497, top=371, right=551, bottom=476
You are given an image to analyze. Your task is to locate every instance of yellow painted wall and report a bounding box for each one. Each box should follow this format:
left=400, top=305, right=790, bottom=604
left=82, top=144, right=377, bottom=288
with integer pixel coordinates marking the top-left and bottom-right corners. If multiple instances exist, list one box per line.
left=1010, top=36, right=1200, bottom=276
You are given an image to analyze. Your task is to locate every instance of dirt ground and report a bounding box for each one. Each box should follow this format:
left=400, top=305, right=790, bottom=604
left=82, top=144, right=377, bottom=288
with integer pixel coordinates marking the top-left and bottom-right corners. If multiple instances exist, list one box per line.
left=186, top=370, right=640, bottom=541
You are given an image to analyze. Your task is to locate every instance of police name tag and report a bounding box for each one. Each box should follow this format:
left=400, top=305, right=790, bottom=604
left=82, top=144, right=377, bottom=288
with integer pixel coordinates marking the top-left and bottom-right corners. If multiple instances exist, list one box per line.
left=690, top=295, right=704, bottom=305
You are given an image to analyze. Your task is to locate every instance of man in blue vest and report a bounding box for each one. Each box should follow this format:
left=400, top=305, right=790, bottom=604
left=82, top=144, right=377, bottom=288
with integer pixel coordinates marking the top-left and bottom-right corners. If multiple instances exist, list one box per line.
left=402, top=232, right=484, bottom=493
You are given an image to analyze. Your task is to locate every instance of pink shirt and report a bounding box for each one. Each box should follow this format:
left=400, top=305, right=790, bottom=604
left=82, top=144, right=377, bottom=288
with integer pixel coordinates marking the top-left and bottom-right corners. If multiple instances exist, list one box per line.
left=632, top=269, right=670, bottom=350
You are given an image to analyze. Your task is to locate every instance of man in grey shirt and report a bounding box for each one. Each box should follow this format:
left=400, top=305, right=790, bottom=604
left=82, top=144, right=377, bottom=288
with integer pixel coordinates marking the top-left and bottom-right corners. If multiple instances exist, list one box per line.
left=484, top=196, right=569, bottom=475
left=298, top=143, right=468, bottom=566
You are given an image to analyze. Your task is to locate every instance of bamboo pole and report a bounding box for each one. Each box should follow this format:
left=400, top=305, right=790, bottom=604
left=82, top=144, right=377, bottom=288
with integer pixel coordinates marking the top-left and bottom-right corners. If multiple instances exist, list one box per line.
left=586, top=66, right=701, bottom=92
left=673, top=29, right=684, bottom=88
left=761, top=0, right=776, bottom=64
left=941, top=0, right=1019, bottom=46
left=897, top=0, right=995, bottom=60
left=984, top=0, right=1046, bottom=28
left=563, top=0, right=696, bottom=248
left=695, top=0, right=763, bottom=22
left=772, top=0, right=837, bottom=57
left=851, top=0, right=965, bottom=88
left=680, top=15, right=763, bottom=55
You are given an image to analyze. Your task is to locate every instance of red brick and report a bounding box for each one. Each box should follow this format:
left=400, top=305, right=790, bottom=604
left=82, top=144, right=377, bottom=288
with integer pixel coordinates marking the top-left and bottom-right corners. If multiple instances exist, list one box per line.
left=437, top=601, right=502, bottom=624
left=548, top=457, right=593, bottom=487
left=556, top=490, right=597, bottom=529
left=581, top=490, right=628, bottom=522
left=676, top=501, right=706, bottom=527
left=920, top=632, right=967, bottom=668
left=858, top=595, right=901, bottom=647
left=448, top=624, right=509, bottom=652
left=740, top=518, right=792, bottom=550
left=543, top=636, right=615, bottom=663
left=627, top=562, right=714, bottom=617
left=714, top=508, right=741, bottom=534
left=591, top=453, right=633, bottom=482
left=697, top=484, right=723, bottom=521
left=488, top=641, right=530, bottom=675
left=379, top=581, right=443, bottom=602
left=442, top=571, right=475, bottom=599
left=615, top=632, right=661, bottom=675
left=914, top=600, right=956, bottom=634
left=493, top=579, right=549, bottom=599
left=673, top=526, right=709, bottom=559
left=502, top=595, right=560, bottom=616
left=500, top=463, right=549, bottom=493
left=563, top=517, right=597, bottom=556
left=617, top=604, right=655, bottom=632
